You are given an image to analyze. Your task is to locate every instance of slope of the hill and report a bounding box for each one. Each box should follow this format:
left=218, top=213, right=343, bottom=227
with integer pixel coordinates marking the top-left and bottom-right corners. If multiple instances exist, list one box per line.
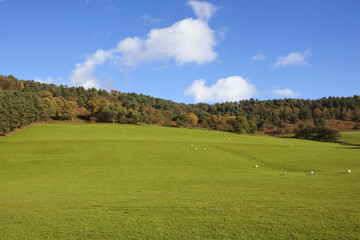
left=0, top=124, right=359, bottom=239
left=340, top=132, right=360, bottom=145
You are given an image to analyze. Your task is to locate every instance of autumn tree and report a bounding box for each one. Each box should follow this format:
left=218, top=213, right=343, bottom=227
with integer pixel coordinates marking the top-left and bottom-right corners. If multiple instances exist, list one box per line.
left=38, top=91, right=57, bottom=120
left=62, top=101, right=79, bottom=121
left=207, top=115, right=219, bottom=129
left=145, top=107, right=164, bottom=124
left=186, top=113, right=198, bottom=126
left=87, top=93, right=101, bottom=115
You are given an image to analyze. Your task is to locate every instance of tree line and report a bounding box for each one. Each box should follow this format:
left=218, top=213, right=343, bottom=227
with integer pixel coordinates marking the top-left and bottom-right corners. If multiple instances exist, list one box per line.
left=1, top=75, right=359, bottom=135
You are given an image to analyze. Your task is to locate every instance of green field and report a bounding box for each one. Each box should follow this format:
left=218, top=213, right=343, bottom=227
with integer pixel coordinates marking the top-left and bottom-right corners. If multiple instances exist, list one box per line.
left=0, top=124, right=359, bottom=239
left=340, top=131, right=360, bottom=145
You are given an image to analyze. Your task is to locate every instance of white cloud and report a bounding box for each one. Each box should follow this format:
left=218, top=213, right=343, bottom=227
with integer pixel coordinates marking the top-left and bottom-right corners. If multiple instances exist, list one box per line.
left=274, top=50, right=310, bottom=68
left=114, top=37, right=145, bottom=68
left=187, top=0, right=219, bottom=22
left=116, top=18, right=217, bottom=67
left=184, top=75, right=257, bottom=103
left=251, top=52, right=265, bottom=61
left=272, top=88, right=300, bottom=98
left=70, top=49, right=112, bottom=88
left=70, top=3, right=218, bottom=88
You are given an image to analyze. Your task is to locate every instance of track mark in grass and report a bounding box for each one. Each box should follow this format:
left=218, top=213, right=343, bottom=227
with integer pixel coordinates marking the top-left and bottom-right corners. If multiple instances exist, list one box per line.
left=91, top=205, right=104, bottom=208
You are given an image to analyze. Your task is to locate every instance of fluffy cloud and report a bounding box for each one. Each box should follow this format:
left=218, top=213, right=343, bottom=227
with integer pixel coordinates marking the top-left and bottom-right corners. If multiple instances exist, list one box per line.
left=70, top=49, right=112, bottom=88
left=70, top=1, right=218, bottom=88
left=116, top=18, right=216, bottom=67
left=184, top=76, right=257, bottom=103
left=187, top=0, right=218, bottom=22
left=272, top=88, right=300, bottom=98
left=251, top=52, right=265, bottom=61
left=274, top=50, right=310, bottom=68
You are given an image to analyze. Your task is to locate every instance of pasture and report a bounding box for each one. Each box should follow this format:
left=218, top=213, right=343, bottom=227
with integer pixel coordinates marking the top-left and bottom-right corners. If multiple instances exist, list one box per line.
left=340, top=131, right=360, bottom=145
left=0, top=124, right=359, bottom=239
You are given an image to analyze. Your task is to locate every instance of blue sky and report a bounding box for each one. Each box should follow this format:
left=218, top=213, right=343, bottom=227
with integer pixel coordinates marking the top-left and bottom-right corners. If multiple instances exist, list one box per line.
left=0, top=0, right=359, bottom=103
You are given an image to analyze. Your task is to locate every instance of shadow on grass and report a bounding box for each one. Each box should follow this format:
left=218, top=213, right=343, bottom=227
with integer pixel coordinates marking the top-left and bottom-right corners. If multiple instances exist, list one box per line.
left=334, top=144, right=360, bottom=150
left=336, top=141, right=360, bottom=150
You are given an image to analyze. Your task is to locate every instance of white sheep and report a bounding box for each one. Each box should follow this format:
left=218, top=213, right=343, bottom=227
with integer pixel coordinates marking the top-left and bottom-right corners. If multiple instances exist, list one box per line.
left=194, top=148, right=197, bottom=151
left=216, top=141, right=219, bottom=144
left=310, top=171, right=315, bottom=174
left=202, top=148, right=206, bottom=151
left=190, top=144, right=193, bottom=147
left=283, top=172, right=287, bottom=175
left=347, top=169, right=351, bottom=173
left=255, top=165, right=258, bottom=168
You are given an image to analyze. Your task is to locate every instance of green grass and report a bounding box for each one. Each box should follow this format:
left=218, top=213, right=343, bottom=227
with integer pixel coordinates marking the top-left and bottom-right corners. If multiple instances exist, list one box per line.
left=340, top=131, right=360, bottom=145
left=0, top=123, right=359, bottom=239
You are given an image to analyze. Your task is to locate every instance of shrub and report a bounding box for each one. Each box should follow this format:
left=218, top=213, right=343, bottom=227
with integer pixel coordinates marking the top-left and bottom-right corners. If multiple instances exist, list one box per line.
left=294, top=126, right=341, bottom=142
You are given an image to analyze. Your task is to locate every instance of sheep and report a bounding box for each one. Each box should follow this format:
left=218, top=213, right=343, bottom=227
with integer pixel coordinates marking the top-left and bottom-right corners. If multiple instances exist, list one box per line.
left=310, top=171, right=315, bottom=174
left=347, top=169, right=351, bottom=173
left=194, top=148, right=197, bottom=151
left=254, top=165, right=258, bottom=168
left=202, top=148, right=206, bottom=151
left=283, top=172, right=287, bottom=175
left=190, top=144, right=193, bottom=147
left=216, top=141, right=219, bottom=144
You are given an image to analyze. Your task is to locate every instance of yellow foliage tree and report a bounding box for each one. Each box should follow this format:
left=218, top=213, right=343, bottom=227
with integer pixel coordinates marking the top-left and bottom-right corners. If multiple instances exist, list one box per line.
left=187, top=113, right=198, bottom=125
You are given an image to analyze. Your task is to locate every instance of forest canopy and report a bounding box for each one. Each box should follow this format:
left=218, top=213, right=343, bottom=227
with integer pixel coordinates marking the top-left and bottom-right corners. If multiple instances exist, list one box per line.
left=1, top=75, right=360, bottom=136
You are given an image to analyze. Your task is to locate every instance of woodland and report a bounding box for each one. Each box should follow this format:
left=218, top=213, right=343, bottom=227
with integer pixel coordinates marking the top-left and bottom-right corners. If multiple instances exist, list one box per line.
left=1, top=75, right=359, bottom=137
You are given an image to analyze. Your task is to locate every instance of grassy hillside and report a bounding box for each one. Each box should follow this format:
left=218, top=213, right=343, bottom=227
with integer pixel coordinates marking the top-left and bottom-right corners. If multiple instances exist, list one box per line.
left=340, top=131, right=360, bottom=145
left=0, top=124, right=359, bottom=239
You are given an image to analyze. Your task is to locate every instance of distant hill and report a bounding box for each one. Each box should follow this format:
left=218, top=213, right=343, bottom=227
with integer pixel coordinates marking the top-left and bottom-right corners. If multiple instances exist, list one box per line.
left=1, top=74, right=359, bottom=135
